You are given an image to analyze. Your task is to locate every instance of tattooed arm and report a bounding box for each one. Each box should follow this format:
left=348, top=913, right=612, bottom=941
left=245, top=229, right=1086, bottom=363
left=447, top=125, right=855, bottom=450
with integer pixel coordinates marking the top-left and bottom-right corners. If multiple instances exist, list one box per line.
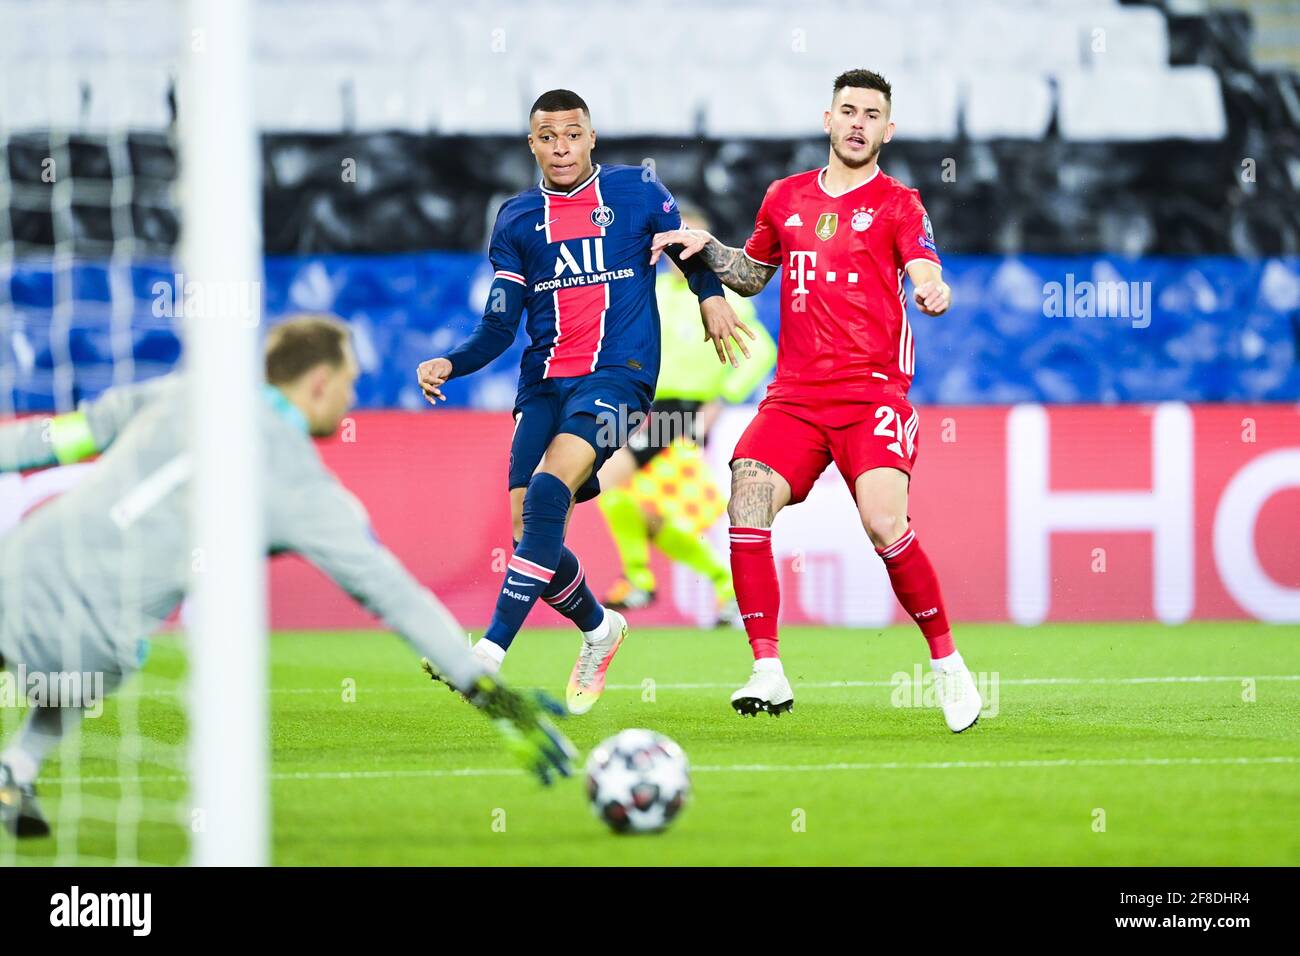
left=649, top=230, right=778, bottom=297
left=698, top=238, right=779, bottom=296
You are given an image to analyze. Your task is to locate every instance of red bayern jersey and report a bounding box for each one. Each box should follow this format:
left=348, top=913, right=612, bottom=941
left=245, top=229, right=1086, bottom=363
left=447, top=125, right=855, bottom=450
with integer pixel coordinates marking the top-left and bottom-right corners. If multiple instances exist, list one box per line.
left=743, top=165, right=940, bottom=412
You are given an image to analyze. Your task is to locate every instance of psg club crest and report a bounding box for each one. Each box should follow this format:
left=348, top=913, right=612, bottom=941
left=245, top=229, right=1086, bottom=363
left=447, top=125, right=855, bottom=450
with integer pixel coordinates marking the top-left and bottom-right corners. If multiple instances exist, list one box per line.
left=815, top=212, right=838, bottom=241
left=591, top=204, right=615, bottom=228
left=851, top=207, right=874, bottom=232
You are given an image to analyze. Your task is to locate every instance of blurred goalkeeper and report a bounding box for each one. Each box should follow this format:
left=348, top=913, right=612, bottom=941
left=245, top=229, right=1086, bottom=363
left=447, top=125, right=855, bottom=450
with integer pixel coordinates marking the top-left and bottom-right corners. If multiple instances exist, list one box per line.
left=0, top=314, right=575, bottom=839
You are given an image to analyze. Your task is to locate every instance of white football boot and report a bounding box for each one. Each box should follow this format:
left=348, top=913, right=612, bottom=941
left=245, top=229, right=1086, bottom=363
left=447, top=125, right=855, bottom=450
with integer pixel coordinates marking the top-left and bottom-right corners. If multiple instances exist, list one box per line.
left=471, top=639, right=504, bottom=676
left=730, top=659, right=794, bottom=717
left=931, top=652, right=982, bottom=733
left=566, top=608, right=629, bottom=715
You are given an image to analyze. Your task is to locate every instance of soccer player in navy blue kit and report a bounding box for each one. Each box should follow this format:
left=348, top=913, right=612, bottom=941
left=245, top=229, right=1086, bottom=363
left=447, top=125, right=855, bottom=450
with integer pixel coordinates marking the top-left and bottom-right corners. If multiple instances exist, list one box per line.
left=418, top=90, right=753, bottom=714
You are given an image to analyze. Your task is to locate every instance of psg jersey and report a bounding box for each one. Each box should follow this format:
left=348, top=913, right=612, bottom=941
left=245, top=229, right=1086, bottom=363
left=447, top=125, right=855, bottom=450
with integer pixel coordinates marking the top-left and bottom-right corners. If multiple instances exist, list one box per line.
left=488, top=163, right=687, bottom=391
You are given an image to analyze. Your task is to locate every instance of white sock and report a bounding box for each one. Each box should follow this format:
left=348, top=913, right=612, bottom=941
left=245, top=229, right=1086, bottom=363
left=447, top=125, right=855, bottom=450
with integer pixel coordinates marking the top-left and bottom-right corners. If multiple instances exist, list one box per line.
left=931, top=650, right=965, bottom=671
left=3, top=705, right=78, bottom=785
left=472, top=639, right=507, bottom=666
left=754, top=657, right=784, bottom=674
left=1, top=746, right=40, bottom=786
left=583, top=608, right=612, bottom=645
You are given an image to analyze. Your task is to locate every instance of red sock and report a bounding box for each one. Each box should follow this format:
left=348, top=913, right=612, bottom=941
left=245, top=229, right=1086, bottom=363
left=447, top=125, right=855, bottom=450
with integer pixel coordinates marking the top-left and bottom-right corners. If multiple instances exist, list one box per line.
left=876, top=527, right=956, bottom=659
left=729, top=527, right=780, bottom=660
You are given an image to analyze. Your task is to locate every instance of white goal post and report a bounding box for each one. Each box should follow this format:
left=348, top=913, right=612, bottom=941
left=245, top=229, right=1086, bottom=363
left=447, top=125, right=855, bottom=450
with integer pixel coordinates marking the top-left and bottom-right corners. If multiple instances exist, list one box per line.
left=178, top=0, right=268, bottom=867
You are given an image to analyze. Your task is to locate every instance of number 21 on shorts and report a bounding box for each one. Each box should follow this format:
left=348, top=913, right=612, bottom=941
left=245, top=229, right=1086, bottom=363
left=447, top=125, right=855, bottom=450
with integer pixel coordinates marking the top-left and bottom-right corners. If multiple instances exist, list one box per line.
left=874, top=405, right=916, bottom=459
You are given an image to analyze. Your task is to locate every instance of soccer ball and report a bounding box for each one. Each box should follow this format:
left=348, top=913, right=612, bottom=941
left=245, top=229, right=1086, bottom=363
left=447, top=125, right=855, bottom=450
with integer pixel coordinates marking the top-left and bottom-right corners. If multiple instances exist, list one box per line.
left=585, top=729, right=691, bottom=834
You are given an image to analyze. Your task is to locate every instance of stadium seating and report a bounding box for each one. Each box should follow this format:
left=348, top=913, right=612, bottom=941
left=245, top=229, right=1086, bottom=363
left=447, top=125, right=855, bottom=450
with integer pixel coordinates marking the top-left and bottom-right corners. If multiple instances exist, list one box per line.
left=1058, top=65, right=1227, bottom=140
left=0, top=0, right=1232, bottom=140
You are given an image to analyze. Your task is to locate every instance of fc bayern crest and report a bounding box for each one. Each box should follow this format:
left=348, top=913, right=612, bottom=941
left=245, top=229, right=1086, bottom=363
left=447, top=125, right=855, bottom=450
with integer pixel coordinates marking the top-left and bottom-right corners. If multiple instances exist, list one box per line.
left=851, top=207, right=874, bottom=232
left=591, top=204, right=615, bottom=228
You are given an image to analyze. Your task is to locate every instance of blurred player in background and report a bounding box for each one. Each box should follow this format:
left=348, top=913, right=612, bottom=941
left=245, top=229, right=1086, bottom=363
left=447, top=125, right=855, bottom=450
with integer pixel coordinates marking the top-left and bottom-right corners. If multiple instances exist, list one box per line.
left=417, top=90, right=752, bottom=715
left=597, top=206, right=777, bottom=625
left=0, top=315, right=574, bottom=838
left=651, top=69, right=983, bottom=732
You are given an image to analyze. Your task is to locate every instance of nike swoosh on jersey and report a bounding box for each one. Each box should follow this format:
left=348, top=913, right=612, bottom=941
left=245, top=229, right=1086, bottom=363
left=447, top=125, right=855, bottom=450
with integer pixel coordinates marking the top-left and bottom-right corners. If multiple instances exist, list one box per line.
left=535, top=219, right=558, bottom=231
left=593, top=399, right=618, bottom=411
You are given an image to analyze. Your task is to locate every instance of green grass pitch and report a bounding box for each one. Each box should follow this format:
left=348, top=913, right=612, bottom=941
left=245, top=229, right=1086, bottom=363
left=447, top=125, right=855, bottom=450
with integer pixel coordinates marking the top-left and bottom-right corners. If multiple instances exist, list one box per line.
left=5, top=622, right=1298, bottom=866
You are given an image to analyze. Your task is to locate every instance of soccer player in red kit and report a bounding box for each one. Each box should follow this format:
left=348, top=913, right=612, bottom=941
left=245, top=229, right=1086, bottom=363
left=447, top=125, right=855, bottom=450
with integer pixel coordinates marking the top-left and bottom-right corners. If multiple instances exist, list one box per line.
left=649, top=69, right=981, bottom=732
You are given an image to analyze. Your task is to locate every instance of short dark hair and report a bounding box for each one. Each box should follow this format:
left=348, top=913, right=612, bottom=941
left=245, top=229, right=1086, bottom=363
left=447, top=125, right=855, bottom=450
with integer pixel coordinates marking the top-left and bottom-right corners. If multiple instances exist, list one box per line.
left=264, top=314, right=351, bottom=385
left=530, top=89, right=590, bottom=119
left=832, top=69, right=892, bottom=107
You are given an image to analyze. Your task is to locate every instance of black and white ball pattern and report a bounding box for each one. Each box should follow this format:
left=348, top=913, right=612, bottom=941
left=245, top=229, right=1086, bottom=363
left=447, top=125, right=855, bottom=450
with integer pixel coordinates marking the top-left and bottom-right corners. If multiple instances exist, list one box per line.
left=585, top=729, right=691, bottom=834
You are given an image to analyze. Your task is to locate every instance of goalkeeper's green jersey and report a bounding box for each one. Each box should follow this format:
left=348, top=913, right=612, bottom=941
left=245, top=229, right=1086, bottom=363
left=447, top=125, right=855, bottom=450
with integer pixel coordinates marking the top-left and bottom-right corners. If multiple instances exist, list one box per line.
left=653, top=272, right=777, bottom=403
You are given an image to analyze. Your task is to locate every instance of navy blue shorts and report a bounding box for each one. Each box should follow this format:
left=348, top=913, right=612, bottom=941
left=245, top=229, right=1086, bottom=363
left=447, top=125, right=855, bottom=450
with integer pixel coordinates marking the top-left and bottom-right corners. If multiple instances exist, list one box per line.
left=509, top=368, right=654, bottom=502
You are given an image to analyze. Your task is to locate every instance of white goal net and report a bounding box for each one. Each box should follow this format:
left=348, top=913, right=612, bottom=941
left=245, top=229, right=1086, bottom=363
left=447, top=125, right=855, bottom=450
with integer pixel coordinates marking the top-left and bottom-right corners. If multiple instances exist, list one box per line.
left=0, top=0, right=266, bottom=866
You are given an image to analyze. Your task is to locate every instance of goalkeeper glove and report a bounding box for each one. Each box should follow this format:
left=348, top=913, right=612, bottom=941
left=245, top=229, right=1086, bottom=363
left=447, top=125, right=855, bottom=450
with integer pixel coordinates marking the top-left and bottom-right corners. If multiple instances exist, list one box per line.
left=421, top=659, right=577, bottom=786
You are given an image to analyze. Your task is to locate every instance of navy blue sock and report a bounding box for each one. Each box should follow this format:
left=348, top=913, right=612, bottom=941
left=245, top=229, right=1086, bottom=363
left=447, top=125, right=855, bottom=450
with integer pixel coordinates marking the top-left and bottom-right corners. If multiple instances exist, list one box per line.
left=483, top=473, right=572, bottom=651
left=540, top=545, right=605, bottom=632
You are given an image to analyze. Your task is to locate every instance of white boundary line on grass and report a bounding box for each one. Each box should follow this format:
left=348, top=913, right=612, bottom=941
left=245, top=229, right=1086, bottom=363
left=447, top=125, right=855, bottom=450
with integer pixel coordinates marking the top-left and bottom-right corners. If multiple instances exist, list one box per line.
left=125, top=674, right=1300, bottom=698
left=610, top=675, right=1300, bottom=690
left=47, top=754, right=1300, bottom=786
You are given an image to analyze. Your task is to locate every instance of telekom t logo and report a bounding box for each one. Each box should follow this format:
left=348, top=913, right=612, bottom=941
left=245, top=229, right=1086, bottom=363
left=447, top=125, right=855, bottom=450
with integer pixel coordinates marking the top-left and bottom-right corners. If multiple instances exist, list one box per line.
left=789, top=250, right=816, bottom=295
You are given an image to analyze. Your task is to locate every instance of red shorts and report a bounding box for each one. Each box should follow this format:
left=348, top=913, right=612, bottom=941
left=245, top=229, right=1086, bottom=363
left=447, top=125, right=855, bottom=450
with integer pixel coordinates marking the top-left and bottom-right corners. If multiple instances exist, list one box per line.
left=730, top=397, right=919, bottom=504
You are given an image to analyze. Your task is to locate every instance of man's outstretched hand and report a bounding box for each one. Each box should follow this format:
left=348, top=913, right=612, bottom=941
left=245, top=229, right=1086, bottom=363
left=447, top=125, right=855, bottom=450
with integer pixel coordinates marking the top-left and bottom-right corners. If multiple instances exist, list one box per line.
left=699, top=295, right=755, bottom=367
left=416, top=357, right=453, bottom=405
left=649, top=228, right=712, bottom=267
left=912, top=280, right=951, bottom=316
